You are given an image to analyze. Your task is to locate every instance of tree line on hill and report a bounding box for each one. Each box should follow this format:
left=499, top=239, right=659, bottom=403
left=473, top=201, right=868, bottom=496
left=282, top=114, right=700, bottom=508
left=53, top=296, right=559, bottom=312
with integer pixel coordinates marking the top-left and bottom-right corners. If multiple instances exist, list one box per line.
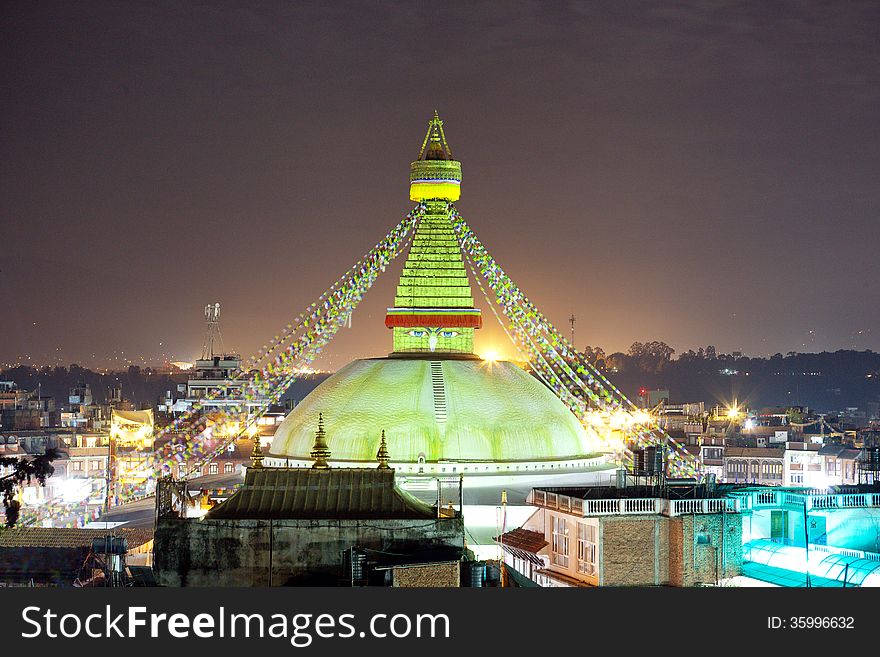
left=580, top=343, right=880, bottom=412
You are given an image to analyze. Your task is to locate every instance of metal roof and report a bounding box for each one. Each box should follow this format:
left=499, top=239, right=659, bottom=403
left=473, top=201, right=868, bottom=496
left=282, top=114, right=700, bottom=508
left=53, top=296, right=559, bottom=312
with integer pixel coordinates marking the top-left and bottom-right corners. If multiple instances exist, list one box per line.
left=0, top=527, right=153, bottom=549
left=494, top=528, right=547, bottom=554
left=204, top=467, right=439, bottom=520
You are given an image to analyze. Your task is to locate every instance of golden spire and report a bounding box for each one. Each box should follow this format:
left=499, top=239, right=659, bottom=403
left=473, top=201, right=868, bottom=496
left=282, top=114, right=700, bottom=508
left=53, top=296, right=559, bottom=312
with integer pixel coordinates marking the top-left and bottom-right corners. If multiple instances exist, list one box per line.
left=376, top=430, right=390, bottom=469
left=250, top=432, right=264, bottom=469
left=417, top=110, right=453, bottom=161
left=310, top=412, right=331, bottom=469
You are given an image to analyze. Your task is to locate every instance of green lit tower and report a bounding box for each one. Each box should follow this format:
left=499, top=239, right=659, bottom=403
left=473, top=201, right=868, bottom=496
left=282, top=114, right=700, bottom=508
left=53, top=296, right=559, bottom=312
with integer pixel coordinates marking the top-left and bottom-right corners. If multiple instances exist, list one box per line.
left=385, top=111, right=482, bottom=355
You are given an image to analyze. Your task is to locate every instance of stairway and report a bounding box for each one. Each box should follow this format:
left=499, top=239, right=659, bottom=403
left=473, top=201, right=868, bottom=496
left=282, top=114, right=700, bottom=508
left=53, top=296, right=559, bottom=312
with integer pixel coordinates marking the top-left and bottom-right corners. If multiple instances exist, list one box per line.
left=430, top=361, right=448, bottom=425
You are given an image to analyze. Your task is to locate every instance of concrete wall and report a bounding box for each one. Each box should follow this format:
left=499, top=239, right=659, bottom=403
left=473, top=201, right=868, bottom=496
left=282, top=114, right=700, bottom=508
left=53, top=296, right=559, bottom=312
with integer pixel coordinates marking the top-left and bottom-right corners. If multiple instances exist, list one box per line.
left=154, top=517, right=464, bottom=587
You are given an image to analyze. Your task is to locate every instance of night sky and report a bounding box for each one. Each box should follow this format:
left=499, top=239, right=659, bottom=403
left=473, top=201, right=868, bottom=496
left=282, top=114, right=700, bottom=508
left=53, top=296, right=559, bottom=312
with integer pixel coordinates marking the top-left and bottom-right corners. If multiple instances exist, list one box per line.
left=2, top=1, right=879, bottom=370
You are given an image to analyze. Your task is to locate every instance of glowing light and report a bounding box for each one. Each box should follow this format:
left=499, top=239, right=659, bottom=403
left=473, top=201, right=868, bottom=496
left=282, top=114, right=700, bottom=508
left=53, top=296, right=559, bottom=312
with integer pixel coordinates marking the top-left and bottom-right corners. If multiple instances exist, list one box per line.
left=482, top=350, right=500, bottom=363
left=727, top=405, right=740, bottom=420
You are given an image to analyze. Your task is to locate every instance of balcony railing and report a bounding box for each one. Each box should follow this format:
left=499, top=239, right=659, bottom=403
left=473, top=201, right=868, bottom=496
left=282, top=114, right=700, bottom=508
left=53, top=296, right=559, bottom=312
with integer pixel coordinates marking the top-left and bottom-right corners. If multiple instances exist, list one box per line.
left=729, top=489, right=880, bottom=511
left=528, top=490, right=739, bottom=517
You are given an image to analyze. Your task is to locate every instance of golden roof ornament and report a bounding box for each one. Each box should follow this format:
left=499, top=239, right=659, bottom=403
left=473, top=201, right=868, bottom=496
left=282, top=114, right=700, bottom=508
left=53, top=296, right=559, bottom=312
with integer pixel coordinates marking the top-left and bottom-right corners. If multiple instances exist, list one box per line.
left=376, top=430, right=390, bottom=469
left=250, top=432, right=264, bottom=469
left=311, top=412, right=331, bottom=469
left=417, top=109, right=454, bottom=161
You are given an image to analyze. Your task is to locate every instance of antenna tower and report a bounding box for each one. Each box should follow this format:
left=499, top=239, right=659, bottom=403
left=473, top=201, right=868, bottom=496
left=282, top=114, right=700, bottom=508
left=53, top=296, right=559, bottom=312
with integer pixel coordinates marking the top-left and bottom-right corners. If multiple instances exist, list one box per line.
left=201, top=302, right=223, bottom=359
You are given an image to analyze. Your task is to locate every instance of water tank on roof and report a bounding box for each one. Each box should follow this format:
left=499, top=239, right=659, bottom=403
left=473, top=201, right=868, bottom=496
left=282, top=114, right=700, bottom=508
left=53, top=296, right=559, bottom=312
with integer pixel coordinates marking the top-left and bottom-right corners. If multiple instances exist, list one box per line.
left=466, top=562, right=485, bottom=588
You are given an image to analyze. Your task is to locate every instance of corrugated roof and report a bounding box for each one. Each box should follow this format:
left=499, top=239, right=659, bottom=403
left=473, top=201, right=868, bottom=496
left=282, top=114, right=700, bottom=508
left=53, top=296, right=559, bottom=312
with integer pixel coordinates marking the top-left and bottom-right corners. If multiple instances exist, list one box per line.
left=0, top=527, right=153, bottom=549
left=204, top=467, right=439, bottom=520
left=726, top=447, right=785, bottom=458
left=494, top=529, right=547, bottom=567
left=494, top=528, right=547, bottom=554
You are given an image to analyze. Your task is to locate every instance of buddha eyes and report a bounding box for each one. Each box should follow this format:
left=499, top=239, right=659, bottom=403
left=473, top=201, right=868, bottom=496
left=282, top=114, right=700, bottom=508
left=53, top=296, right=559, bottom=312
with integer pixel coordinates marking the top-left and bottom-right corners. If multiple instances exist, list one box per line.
left=406, top=329, right=460, bottom=339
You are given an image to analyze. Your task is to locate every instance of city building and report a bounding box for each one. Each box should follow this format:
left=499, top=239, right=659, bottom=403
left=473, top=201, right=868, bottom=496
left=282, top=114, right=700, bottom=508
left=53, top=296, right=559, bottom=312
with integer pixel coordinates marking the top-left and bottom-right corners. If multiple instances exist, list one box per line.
left=697, top=435, right=725, bottom=480
left=724, top=447, right=784, bottom=485
left=0, top=382, right=58, bottom=430
left=496, top=483, right=742, bottom=587
left=783, top=441, right=823, bottom=487
left=61, top=383, right=113, bottom=432
left=818, top=444, right=862, bottom=486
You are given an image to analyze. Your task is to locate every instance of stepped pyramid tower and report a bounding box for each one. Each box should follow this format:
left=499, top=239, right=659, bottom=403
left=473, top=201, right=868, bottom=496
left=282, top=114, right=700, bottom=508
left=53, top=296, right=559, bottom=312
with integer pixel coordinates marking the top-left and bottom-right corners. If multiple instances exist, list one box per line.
left=269, top=113, right=600, bottom=471
left=386, top=111, right=482, bottom=355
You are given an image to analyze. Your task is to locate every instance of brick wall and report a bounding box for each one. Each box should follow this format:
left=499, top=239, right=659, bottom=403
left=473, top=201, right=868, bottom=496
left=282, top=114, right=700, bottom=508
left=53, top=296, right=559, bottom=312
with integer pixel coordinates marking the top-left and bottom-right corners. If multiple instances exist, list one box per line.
left=670, top=514, right=742, bottom=586
left=601, top=516, right=670, bottom=586
left=392, top=561, right=460, bottom=587
left=601, top=513, right=742, bottom=586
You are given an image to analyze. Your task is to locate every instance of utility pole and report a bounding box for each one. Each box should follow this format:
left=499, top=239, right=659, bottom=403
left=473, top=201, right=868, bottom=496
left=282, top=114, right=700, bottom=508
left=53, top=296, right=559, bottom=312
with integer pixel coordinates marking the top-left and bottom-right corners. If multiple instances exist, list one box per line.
left=803, top=500, right=811, bottom=588
left=568, top=314, right=576, bottom=348
left=499, top=489, right=507, bottom=587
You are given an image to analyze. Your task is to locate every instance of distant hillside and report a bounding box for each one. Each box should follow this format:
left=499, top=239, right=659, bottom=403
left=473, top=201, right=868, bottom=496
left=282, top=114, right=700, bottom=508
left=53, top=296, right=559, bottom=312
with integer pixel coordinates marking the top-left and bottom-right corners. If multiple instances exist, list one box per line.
left=585, top=347, right=880, bottom=412
left=0, top=365, right=331, bottom=410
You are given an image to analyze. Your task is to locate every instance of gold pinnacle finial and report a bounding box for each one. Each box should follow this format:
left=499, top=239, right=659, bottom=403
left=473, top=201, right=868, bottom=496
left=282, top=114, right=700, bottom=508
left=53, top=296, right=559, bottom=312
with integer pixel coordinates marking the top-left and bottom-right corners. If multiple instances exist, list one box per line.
left=311, top=412, right=331, bottom=468
left=250, top=433, right=264, bottom=469
left=376, top=430, right=390, bottom=469
left=417, top=110, right=453, bottom=161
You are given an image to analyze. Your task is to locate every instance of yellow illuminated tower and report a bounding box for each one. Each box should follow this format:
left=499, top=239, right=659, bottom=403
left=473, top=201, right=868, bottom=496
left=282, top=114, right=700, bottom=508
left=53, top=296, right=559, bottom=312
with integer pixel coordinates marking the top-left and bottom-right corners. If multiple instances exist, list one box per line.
left=385, top=111, right=482, bottom=354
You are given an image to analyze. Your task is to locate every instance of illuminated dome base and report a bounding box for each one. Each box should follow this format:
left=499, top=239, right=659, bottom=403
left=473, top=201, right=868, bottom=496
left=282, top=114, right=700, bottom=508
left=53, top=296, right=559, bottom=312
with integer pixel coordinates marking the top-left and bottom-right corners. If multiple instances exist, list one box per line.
left=268, top=357, right=603, bottom=468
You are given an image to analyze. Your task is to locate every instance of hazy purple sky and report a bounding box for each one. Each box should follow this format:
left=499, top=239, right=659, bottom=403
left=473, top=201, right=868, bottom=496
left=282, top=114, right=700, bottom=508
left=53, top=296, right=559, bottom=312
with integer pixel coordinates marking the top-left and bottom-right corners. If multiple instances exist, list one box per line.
left=2, top=1, right=879, bottom=370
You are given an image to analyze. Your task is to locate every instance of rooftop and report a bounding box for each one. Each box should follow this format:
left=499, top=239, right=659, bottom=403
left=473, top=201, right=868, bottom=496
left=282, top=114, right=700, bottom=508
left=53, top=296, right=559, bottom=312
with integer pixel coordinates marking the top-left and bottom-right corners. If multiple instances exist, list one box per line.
left=204, top=467, right=443, bottom=520
left=533, top=482, right=741, bottom=501
left=494, top=528, right=547, bottom=554
left=726, top=446, right=785, bottom=458
left=0, top=527, right=153, bottom=549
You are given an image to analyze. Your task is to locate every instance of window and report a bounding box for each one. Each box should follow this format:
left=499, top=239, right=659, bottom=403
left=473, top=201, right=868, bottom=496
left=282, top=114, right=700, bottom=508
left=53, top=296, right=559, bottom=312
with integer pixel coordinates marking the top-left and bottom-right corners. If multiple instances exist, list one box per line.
left=72, top=461, right=83, bottom=471
left=91, top=460, right=101, bottom=470
left=209, top=463, right=218, bottom=475
left=224, top=463, right=234, bottom=474
left=551, top=515, right=569, bottom=568
left=577, top=523, right=597, bottom=575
